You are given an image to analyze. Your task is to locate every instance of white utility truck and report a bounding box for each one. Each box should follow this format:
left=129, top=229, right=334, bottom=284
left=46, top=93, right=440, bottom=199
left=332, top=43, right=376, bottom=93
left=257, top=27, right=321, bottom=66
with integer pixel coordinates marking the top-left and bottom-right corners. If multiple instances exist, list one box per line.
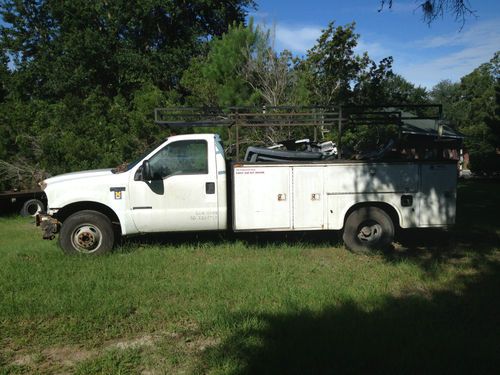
left=36, top=106, right=459, bottom=254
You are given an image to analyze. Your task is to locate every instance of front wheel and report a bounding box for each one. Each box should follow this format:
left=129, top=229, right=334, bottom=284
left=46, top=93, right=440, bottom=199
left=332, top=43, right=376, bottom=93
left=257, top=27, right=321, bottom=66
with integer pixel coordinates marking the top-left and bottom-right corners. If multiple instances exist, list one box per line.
left=343, top=207, right=394, bottom=254
left=58, top=210, right=115, bottom=255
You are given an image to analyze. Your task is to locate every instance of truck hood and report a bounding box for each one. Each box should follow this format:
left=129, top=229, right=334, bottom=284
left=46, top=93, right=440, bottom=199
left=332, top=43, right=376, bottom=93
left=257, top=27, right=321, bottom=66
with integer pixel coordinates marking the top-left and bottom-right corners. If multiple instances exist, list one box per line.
left=44, top=169, right=114, bottom=185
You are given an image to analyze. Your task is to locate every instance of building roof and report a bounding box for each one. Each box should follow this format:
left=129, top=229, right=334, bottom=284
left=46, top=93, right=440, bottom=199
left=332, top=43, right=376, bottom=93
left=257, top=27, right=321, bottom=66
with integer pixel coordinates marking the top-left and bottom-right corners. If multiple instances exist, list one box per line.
left=400, top=111, right=464, bottom=139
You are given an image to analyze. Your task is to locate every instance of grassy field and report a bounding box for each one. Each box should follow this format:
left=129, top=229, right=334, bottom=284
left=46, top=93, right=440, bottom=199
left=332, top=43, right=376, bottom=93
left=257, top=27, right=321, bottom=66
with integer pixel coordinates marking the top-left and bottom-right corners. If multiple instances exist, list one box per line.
left=0, top=181, right=499, bottom=374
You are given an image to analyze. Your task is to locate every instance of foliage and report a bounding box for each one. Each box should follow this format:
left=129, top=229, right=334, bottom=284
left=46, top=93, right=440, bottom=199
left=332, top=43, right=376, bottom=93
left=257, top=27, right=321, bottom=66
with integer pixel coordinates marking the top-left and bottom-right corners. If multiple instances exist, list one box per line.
left=1, top=0, right=255, bottom=99
left=181, top=20, right=261, bottom=107
left=352, top=57, right=395, bottom=105
left=376, top=73, right=429, bottom=104
left=0, top=0, right=254, bottom=189
left=243, top=48, right=297, bottom=107
left=0, top=53, right=8, bottom=103
left=430, top=79, right=461, bottom=121
left=303, top=22, right=370, bottom=106
left=0, top=0, right=498, bottom=185
left=431, top=52, right=500, bottom=172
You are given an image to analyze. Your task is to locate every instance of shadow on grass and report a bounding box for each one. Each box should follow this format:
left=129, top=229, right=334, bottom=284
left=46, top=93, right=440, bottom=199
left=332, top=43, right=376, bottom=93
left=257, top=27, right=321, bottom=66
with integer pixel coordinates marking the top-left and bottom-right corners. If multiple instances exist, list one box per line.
left=121, top=181, right=499, bottom=267
left=120, top=230, right=342, bottom=251
left=385, top=180, right=499, bottom=274
left=198, top=258, right=500, bottom=374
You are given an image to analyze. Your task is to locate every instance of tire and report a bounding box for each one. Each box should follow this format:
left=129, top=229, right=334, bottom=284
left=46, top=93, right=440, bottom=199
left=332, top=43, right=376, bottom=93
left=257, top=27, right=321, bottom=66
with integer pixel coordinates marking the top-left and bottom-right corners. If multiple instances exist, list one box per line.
left=58, top=210, right=115, bottom=255
left=342, top=206, right=394, bottom=254
left=20, top=199, right=45, bottom=217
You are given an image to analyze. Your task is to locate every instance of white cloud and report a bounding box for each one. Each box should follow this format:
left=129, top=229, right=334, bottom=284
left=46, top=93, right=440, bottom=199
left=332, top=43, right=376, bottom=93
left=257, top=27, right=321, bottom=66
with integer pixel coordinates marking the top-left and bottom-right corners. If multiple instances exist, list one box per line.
left=355, top=39, right=392, bottom=61
left=397, top=19, right=500, bottom=87
left=274, top=24, right=321, bottom=54
left=274, top=25, right=393, bottom=59
left=418, top=19, right=500, bottom=48
left=264, top=18, right=499, bottom=88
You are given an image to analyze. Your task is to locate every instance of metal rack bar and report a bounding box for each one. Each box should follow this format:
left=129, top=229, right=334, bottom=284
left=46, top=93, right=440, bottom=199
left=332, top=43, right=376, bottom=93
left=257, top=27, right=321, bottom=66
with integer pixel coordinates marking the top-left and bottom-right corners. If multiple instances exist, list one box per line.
left=154, top=105, right=444, bottom=160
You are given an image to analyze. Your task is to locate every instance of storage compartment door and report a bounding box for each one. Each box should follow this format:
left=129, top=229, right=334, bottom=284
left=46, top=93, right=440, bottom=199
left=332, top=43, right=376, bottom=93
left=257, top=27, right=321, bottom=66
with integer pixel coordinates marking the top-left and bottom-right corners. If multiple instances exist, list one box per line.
left=293, top=167, right=324, bottom=229
left=419, top=163, right=457, bottom=226
left=233, top=166, right=291, bottom=230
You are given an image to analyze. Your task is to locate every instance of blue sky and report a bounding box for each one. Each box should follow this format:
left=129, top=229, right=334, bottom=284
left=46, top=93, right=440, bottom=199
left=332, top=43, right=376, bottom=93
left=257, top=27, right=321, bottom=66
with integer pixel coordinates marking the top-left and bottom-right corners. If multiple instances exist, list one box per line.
left=249, top=0, right=500, bottom=88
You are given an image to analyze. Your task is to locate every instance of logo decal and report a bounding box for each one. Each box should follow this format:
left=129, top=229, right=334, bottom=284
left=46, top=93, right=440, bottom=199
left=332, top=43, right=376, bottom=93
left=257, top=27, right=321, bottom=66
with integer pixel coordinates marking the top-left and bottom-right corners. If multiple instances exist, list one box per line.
left=110, top=187, right=126, bottom=200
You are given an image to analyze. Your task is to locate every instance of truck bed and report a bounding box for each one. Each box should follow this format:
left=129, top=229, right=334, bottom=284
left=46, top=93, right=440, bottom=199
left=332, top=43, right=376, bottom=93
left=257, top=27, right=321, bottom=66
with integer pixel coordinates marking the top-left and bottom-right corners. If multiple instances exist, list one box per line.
left=231, top=160, right=457, bottom=232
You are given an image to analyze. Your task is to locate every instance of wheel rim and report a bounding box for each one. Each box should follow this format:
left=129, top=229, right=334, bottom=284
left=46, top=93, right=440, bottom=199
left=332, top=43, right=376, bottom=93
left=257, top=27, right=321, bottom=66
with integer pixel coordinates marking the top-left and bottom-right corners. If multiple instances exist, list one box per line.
left=71, top=224, right=103, bottom=253
left=357, top=221, right=383, bottom=244
left=27, top=202, right=42, bottom=216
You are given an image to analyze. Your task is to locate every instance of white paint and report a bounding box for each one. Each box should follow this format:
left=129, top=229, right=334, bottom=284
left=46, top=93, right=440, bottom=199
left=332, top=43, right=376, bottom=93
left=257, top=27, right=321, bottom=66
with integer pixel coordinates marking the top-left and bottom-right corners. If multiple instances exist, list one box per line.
left=233, top=166, right=291, bottom=230
left=42, top=133, right=457, bottom=237
left=292, top=167, right=324, bottom=229
left=233, top=161, right=456, bottom=231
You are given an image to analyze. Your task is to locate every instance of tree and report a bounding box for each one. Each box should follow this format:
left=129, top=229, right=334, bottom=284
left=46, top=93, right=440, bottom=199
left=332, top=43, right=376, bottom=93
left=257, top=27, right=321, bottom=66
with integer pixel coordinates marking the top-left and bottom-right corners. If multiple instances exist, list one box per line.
left=302, top=22, right=395, bottom=108
left=458, top=54, right=499, bottom=154
left=380, top=74, right=429, bottom=104
left=181, top=21, right=262, bottom=108
left=0, top=53, right=8, bottom=102
left=1, top=0, right=255, bottom=100
left=379, top=0, right=476, bottom=27
left=352, top=57, right=395, bottom=105
left=304, top=22, right=371, bottom=106
left=430, top=79, right=461, bottom=125
left=0, top=0, right=255, bottom=189
left=431, top=52, right=499, bottom=172
left=243, top=47, right=296, bottom=107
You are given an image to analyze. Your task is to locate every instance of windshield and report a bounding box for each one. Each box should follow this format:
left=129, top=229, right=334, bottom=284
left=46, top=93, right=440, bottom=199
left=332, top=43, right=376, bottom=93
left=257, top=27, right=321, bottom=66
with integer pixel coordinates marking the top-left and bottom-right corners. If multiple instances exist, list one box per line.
left=112, top=140, right=165, bottom=173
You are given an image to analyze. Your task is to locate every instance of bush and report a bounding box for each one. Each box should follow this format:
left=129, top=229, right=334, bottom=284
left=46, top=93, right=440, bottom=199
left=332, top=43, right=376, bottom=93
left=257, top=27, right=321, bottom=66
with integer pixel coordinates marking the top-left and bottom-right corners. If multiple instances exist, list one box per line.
left=469, top=152, right=500, bottom=175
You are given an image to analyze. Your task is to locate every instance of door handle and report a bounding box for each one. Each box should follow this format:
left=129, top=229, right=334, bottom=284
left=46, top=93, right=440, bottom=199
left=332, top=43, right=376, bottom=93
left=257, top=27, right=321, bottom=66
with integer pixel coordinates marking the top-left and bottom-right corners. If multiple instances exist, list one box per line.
left=206, top=182, right=215, bottom=194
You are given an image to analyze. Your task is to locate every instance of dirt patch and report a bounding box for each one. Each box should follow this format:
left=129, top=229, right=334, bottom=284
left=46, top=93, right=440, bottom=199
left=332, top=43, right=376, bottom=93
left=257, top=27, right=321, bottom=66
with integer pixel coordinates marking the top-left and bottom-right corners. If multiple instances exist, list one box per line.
left=8, top=329, right=218, bottom=373
left=110, top=334, right=156, bottom=350
left=11, top=353, right=36, bottom=366
left=185, top=335, right=220, bottom=353
left=43, top=345, right=95, bottom=367
left=9, top=333, right=158, bottom=371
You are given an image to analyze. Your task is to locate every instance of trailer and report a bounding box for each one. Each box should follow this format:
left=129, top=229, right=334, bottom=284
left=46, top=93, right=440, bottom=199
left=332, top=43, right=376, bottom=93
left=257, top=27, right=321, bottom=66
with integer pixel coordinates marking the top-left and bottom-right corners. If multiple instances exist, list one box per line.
left=36, top=105, right=460, bottom=254
left=0, top=189, right=46, bottom=216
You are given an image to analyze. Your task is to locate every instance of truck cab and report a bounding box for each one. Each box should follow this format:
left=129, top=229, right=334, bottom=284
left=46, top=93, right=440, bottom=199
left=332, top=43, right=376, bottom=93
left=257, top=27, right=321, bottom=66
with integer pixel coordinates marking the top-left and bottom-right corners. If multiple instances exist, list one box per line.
left=38, top=134, right=227, bottom=254
left=127, top=133, right=227, bottom=233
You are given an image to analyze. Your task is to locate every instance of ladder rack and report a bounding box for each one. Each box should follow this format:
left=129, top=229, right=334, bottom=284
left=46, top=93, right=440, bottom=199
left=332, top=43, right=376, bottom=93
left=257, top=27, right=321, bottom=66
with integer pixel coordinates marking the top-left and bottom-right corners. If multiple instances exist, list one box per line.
left=154, top=105, right=443, bottom=159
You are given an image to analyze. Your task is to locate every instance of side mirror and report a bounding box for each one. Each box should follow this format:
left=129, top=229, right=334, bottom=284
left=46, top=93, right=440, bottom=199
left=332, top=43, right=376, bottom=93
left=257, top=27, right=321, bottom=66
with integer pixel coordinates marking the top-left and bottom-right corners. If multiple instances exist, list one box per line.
left=142, top=160, right=152, bottom=181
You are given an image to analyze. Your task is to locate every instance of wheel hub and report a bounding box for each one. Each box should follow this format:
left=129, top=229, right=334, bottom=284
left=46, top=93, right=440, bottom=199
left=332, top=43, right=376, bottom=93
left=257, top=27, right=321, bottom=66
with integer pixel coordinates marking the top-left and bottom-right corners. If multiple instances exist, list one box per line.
left=72, top=225, right=102, bottom=253
left=358, top=222, right=383, bottom=243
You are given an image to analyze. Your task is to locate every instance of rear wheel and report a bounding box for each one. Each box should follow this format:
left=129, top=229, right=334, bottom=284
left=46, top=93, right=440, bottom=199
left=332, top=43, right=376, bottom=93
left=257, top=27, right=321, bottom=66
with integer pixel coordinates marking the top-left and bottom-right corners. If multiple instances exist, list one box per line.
left=343, top=207, right=394, bottom=254
left=58, top=210, right=115, bottom=255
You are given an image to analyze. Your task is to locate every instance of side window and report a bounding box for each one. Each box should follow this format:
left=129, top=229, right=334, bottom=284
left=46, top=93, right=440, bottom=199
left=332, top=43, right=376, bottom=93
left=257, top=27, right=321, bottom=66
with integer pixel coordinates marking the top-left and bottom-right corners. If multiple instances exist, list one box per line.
left=149, top=140, right=208, bottom=179
left=215, top=140, right=225, bottom=158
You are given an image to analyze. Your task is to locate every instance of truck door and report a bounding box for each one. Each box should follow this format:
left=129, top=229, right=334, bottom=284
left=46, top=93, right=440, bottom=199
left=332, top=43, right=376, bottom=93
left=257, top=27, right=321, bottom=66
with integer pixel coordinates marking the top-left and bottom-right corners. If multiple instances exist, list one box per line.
left=128, top=138, right=218, bottom=232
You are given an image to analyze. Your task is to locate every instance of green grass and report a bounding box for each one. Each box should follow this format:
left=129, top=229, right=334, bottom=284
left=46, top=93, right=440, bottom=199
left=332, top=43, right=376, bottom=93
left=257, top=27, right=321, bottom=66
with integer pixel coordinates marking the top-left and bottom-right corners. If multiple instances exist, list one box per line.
left=1, top=181, right=499, bottom=374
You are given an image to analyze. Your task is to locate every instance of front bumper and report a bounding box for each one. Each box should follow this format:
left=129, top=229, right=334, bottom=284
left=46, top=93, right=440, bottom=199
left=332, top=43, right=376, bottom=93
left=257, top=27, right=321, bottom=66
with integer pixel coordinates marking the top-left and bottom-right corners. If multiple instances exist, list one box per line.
left=36, top=213, right=60, bottom=240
